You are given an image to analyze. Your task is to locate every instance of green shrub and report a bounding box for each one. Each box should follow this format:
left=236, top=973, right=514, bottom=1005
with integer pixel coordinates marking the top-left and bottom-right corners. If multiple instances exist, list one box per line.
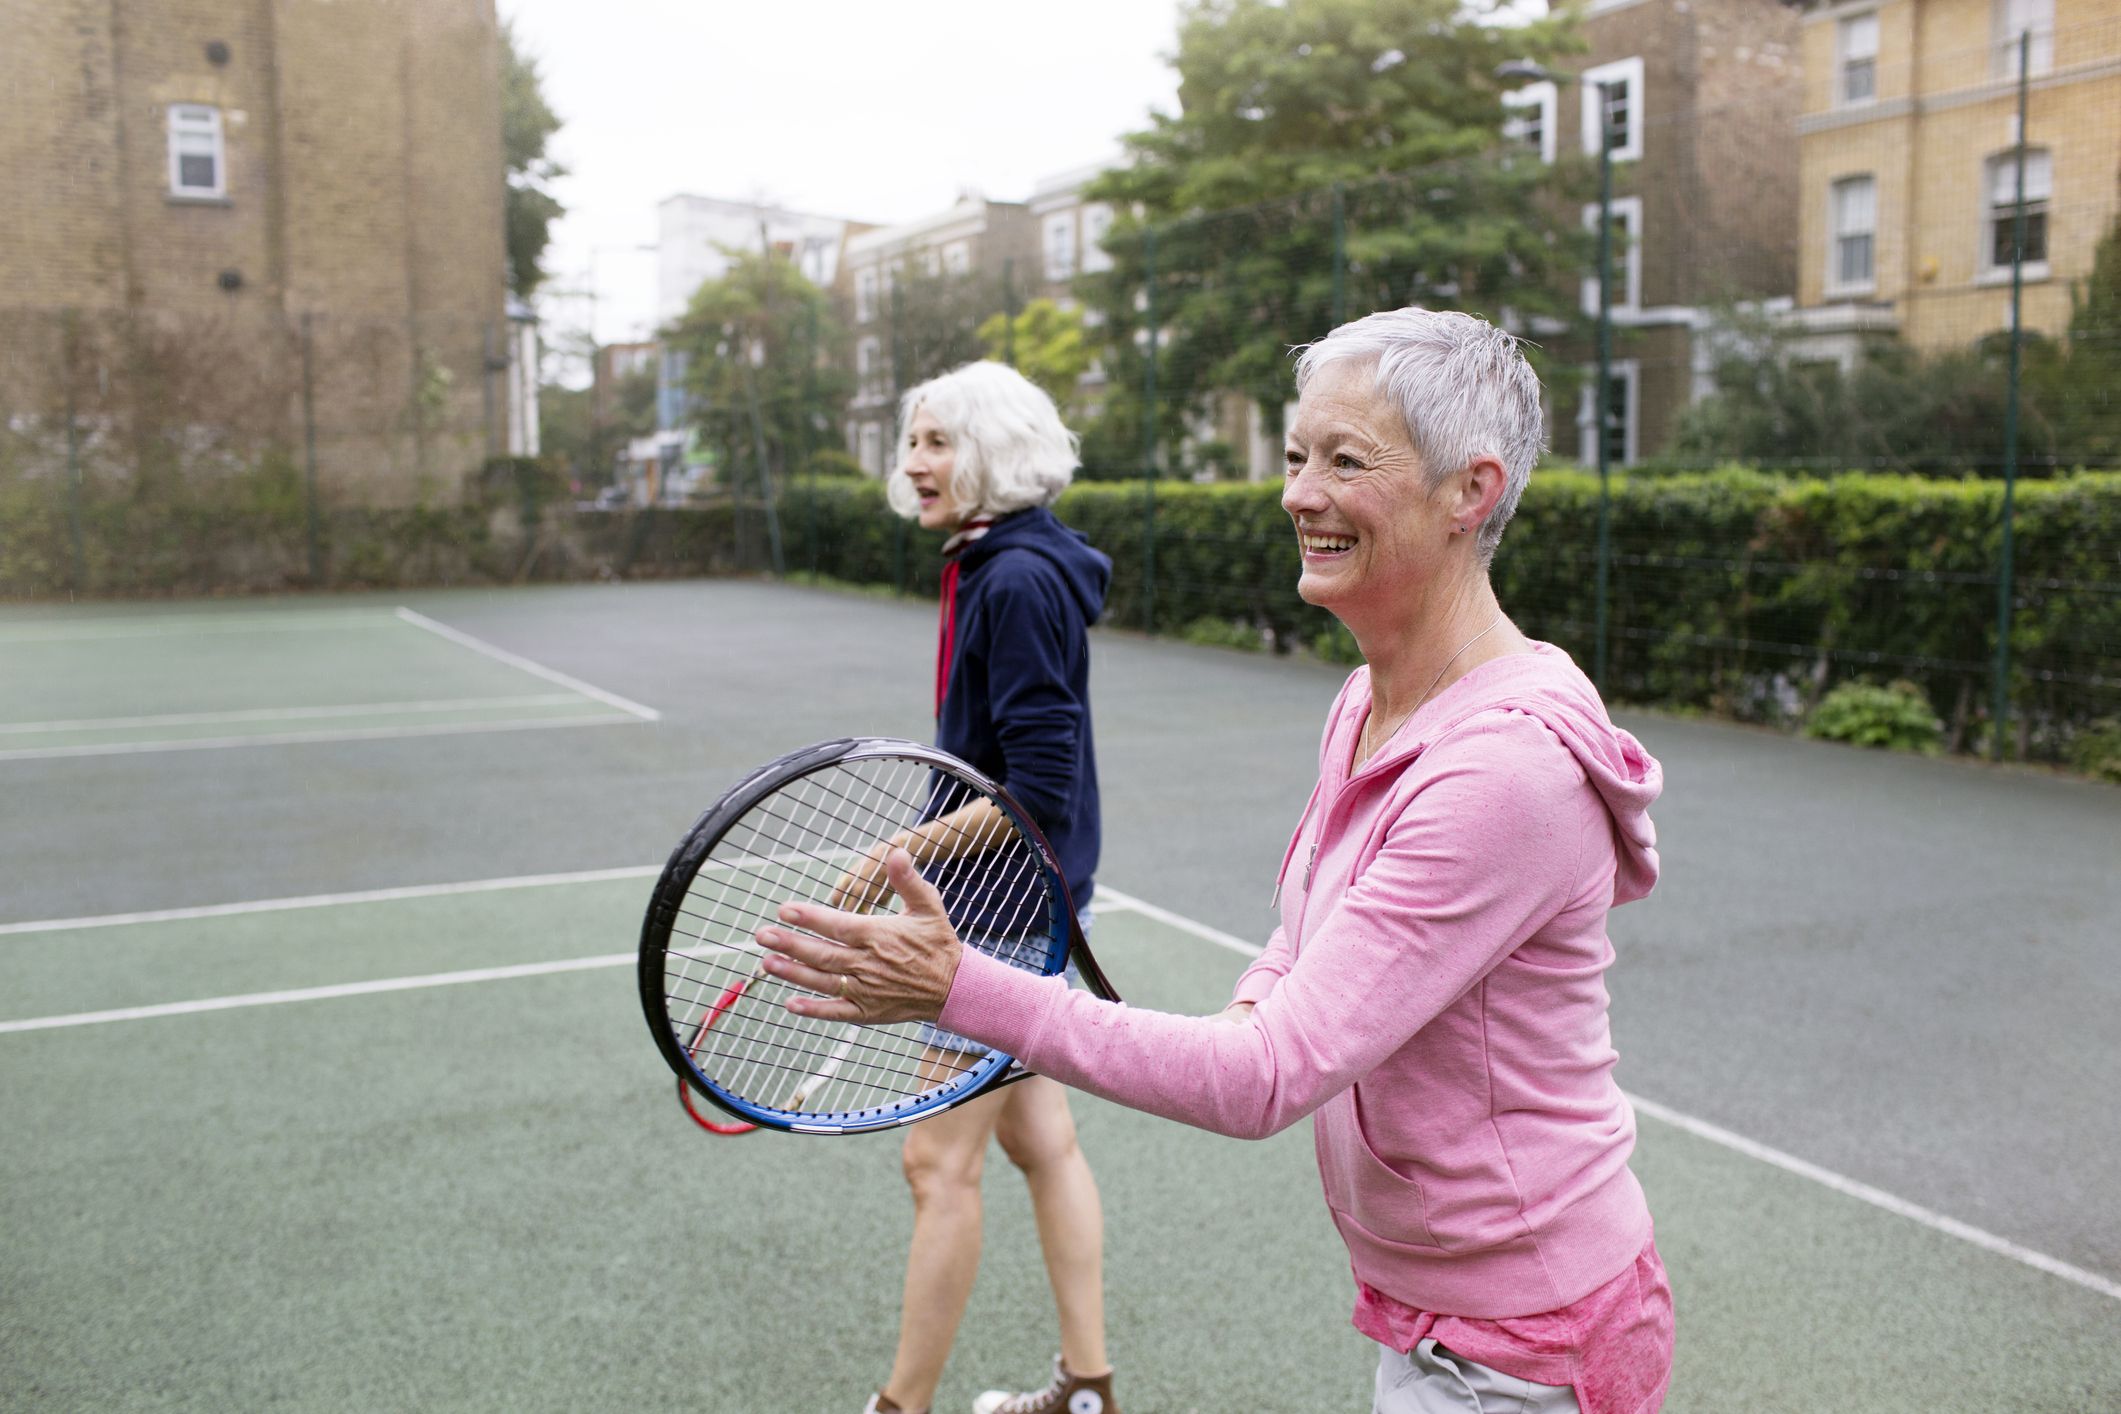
left=1805, top=679, right=1944, bottom=754
left=1177, top=616, right=1266, bottom=651
left=2067, top=718, right=2121, bottom=783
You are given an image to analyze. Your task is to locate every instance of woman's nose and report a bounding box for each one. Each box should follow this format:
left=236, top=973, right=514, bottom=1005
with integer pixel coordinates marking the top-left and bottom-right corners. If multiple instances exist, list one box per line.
left=1281, top=460, right=1326, bottom=514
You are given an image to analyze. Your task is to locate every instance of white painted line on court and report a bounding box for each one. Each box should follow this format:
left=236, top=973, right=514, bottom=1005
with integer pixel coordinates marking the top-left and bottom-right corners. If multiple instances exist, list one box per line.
left=0, top=954, right=636, bottom=1034
left=8, top=867, right=2114, bottom=1306
left=1099, top=884, right=2121, bottom=1306
left=0, top=712, right=646, bottom=763
left=0, top=694, right=584, bottom=735
left=1092, top=885, right=1265, bottom=957
left=1624, top=1093, right=2121, bottom=1303
left=394, top=607, right=661, bottom=721
left=0, top=611, right=402, bottom=643
left=0, top=865, right=662, bottom=937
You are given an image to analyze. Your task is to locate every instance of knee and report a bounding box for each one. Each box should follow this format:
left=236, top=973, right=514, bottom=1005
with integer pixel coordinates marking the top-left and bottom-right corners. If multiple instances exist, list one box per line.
left=900, top=1130, right=986, bottom=1207
left=996, top=1099, right=1081, bottom=1175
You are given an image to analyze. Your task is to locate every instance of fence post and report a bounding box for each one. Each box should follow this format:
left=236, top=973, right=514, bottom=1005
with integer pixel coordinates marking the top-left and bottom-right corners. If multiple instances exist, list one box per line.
left=1991, top=29, right=2031, bottom=761
left=301, top=313, right=321, bottom=585
left=1002, top=257, right=1017, bottom=368
left=63, top=309, right=85, bottom=592
left=1592, top=118, right=1615, bottom=693
left=740, top=354, right=785, bottom=578
left=1331, top=183, right=1347, bottom=327
left=1140, top=225, right=1160, bottom=634
left=890, top=282, right=907, bottom=596
left=804, top=300, right=819, bottom=580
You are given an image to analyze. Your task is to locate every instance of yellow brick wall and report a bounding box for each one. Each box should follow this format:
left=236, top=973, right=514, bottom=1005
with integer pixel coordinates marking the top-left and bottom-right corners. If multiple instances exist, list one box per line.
left=1797, top=0, right=2121, bottom=352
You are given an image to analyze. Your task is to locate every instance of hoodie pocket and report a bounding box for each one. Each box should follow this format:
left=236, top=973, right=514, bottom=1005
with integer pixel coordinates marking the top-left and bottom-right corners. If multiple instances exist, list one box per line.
left=1317, top=1085, right=1441, bottom=1251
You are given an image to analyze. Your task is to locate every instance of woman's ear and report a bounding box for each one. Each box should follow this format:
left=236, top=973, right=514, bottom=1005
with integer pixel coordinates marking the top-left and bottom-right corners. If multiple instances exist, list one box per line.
left=1454, top=454, right=1508, bottom=534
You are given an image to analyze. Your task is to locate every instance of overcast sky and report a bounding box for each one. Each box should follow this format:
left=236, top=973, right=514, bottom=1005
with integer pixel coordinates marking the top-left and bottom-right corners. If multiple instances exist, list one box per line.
left=498, top=0, right=1188, bottom=347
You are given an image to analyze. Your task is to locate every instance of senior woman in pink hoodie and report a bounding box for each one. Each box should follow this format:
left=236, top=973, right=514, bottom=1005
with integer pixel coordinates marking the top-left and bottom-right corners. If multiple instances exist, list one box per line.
left=759, top=308, right=1674, bottom=1414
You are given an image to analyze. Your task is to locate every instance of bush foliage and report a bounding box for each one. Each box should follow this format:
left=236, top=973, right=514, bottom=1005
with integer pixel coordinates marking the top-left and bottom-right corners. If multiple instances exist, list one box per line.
left=4, top=464, right=2114, bottom=771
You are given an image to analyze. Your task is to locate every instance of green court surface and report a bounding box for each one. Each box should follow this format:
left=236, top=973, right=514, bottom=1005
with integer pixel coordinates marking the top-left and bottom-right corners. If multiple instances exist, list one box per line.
left=0, top=605, right=650, bottom=759
left=3, top=883, right=2117, bottom=1413
left=3, top=582, right=2116, bottom=1413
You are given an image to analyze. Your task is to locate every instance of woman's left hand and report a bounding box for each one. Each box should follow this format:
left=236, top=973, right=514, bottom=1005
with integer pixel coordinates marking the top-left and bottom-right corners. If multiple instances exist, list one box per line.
left=756, top=848, right=964, bottom=1025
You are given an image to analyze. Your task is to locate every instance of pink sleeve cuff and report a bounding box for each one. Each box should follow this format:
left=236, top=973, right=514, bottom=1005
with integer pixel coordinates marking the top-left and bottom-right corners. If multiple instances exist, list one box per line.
left=936, top=945, right=1069, bottom=1056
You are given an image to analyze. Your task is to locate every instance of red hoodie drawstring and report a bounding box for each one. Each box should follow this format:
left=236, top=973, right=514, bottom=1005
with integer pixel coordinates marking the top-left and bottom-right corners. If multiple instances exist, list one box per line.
left=935, top=517, right=994, bottom=716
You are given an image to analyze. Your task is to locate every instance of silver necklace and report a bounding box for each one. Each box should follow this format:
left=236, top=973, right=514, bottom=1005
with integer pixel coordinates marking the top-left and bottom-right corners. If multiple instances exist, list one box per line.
left=1360, top=610, right=1506, bottom=761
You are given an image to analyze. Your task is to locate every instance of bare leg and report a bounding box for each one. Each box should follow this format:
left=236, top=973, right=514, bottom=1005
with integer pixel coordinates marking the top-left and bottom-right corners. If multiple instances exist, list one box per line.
left=995, top=1076, right=1109, bottom=1378
left=882, top=1085, right=1008, bottom=1412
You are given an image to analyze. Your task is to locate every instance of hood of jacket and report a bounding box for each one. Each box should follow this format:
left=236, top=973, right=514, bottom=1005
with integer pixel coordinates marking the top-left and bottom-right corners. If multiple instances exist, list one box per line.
left=957, top=506, right=1111, bottom=624
left=1359, top=643, right=1662, bottom=905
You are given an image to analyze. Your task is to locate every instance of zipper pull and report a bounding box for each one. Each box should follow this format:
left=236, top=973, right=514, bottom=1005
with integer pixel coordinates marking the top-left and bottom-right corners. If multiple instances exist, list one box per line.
left=1302, top=843, right=1317, bottom=892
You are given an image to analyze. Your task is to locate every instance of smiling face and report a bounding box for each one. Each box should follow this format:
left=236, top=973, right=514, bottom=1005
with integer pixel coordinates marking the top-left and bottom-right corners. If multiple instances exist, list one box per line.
left=901, top=405, right=970, bottom=532
left=1282, top=359, right=1458, bottom=620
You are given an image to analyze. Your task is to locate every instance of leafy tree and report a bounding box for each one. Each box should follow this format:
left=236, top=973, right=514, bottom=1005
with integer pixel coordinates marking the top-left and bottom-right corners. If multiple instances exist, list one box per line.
left=1079, top=0, right=1591, bottom=464
left=879, top=263, right=1014, bottom=388
left=501, top=22, right=565, bottom=298
left=2025, top=214, right=2121, bottom=467
left=978, top=299, right=1095, bottom=413
left=1671, top=308, right=2063, bottom=475
left=665, top=248, right=848, bottom=492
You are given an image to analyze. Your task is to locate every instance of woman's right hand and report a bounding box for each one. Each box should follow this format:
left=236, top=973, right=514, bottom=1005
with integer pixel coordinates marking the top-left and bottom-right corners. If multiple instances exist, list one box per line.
left=1216, top=1001, right=1256, bottom=1025
left=829, top=836, right=903, bottom=913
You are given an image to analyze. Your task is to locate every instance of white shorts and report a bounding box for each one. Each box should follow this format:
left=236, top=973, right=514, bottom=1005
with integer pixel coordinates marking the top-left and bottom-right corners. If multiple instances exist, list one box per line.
left=1373, top=1339, right=1579, bottom=1414
left=912, top=909, right=1090, bottom=1056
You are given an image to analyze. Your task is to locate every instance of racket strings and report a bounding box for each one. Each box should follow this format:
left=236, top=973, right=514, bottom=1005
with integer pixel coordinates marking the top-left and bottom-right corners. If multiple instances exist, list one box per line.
left=659, top=754, right=1062, bottom=1121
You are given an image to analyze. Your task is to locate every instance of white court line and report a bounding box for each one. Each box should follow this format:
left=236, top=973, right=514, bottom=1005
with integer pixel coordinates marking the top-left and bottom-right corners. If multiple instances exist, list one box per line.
left=1625, top=1095, right=2121, bottom=1303
left=0, top=865, right=662, bottom=937
left=0, top=712, right=645, bottom=763
left=0, top=611, right=401, bottom=643
left=1086, top=886, right=2121, bottom=1305
left=4, top=872, right=2114, bottom=1305
left=0, top=694, right=583, bottom=735
left=0, top=955, right=635, bottom=1034
left=394, top=607, right=660, bottom=721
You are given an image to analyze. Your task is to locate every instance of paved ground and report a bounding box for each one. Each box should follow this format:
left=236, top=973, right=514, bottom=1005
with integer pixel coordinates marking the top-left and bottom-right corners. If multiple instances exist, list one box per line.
left=3, top=580, right=2116, bottom=1411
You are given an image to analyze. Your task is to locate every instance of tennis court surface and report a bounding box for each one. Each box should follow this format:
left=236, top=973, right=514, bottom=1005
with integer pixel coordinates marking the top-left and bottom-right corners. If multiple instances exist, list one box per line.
left=4, top=584, right=2117, bottom=1412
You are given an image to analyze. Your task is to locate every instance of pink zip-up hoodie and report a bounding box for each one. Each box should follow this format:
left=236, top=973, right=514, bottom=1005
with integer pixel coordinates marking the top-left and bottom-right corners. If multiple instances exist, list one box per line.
left=939, top=641, right=1663, bottom=1318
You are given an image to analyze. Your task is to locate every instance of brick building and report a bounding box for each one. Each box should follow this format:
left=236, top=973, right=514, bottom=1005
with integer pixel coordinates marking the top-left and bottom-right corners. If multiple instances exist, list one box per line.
left=842, top=197, right=1037, bottom=475
left=1788, top=0, right=2121, bottom=363
left=1510, top=0, right=1805, bottom=463
left=1, top=0, right=514, bottom=506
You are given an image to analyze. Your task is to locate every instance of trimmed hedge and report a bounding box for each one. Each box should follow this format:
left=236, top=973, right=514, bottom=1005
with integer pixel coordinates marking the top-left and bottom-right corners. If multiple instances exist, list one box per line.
left=5, top=465, right=2115, bottom=761
left=780, top=469, right=2120, bottom=757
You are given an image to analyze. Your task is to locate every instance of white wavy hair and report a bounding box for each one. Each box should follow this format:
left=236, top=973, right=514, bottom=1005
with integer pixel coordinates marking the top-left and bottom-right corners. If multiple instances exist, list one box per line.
left=885, top=361, right=1080, bottom=521
left=1292, top=308, right=1547, bottom=566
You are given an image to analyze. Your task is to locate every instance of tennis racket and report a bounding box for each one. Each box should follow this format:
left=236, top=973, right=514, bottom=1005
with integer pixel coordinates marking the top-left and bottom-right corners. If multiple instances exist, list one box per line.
left=639, top=737, right=1117, bottom=1135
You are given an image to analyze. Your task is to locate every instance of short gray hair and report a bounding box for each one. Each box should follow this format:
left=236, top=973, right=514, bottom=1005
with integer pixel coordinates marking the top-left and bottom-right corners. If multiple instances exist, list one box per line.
left=886, top=361, right=1079, bottom=520
left=1292, top=308, right=1546, bottom=564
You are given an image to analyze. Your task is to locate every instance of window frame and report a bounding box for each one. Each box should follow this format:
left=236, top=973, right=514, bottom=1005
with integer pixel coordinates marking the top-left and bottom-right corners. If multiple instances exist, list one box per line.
left=167, top=103, right=226, bottom=200
left=1981, top=148, right=2052, bottom=281
left=1043, top=211, right=1077, bottom=281
left=1576, top=358, right=1640, bottom=468
left=1837, top=11, right=1880, bottom=107
left=1580, top=196, right=1644, bottom=316
left=1502, top=81, right=1558, bottom=165
left=1079, top=203, right=1115, bottom=274
left=1580, top=57, right=1645, bottom=164
left=1826, top=173, right=1878, bottom=297
left=1991, top=0, right=2055, bottom=78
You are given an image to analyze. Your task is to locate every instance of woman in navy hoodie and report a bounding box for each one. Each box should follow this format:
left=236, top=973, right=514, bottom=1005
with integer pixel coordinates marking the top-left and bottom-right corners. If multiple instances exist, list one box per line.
left=856, top=361, right=1117, bottom=1414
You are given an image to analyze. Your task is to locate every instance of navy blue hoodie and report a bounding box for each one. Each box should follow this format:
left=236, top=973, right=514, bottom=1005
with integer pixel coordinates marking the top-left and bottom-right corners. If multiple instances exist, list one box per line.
left=935, top=506, right=1110, bottom=912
